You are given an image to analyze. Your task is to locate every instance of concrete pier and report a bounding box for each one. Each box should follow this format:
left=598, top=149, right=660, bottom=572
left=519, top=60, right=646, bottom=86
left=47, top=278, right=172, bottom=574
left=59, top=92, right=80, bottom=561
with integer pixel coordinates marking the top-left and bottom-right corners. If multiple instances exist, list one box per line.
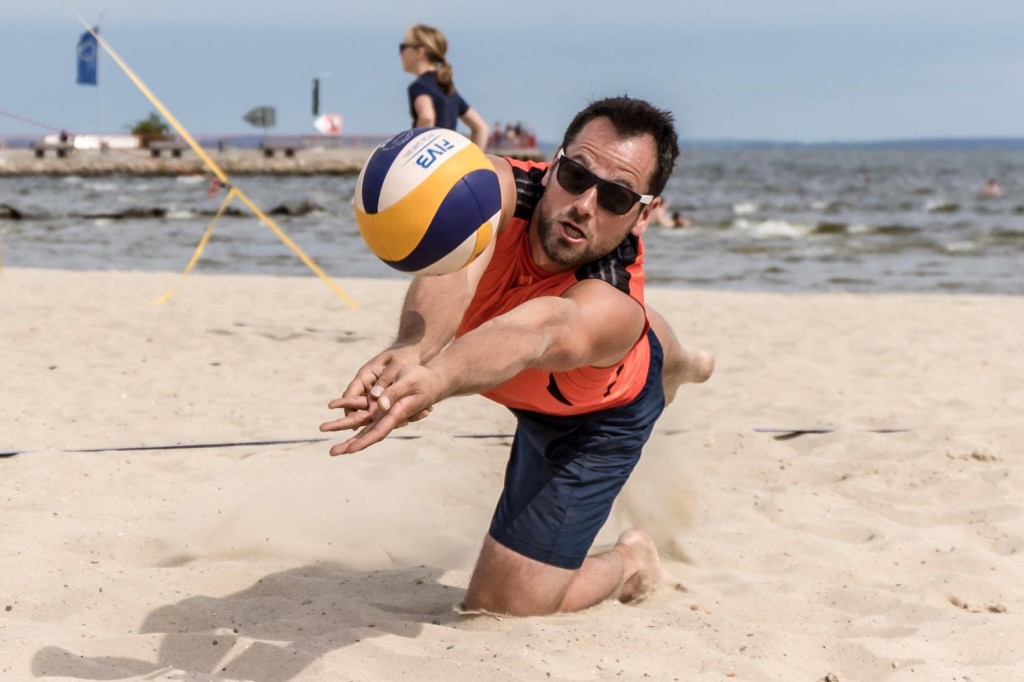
left=0, top=146, right=546, bottom=176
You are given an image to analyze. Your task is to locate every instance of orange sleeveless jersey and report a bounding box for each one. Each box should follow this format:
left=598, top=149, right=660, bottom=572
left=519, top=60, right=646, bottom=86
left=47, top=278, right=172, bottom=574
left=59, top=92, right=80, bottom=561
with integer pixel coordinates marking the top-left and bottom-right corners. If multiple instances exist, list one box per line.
left=455, top=158, right=651, bottom=416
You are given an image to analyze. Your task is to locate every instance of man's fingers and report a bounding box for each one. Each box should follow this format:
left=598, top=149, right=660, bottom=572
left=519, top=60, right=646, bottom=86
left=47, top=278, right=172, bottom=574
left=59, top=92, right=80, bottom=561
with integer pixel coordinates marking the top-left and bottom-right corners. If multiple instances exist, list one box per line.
left=374, top=372, right=425, bottom=413
left=327, top=395, right=369, bottom=411
left=319, top=409, right=372, bottom=433
left=330, top=420, right=391, bottom=455
left=329, top=396, right=423, bottom=454
left=365, top=346, right=424, bottom=401
left=343, top=364, right=383, bottom=399
left=326, top=356, right=437, bottom=456
left=341, top=375, right=365, bottom=400
left=370, top=360, right=407, bottom=400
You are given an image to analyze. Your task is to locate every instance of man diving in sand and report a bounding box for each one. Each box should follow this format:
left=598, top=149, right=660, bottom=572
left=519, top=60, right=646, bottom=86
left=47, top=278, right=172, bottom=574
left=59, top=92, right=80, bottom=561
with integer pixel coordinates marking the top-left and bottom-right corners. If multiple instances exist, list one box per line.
left=321, top=96, right=714, bottom=616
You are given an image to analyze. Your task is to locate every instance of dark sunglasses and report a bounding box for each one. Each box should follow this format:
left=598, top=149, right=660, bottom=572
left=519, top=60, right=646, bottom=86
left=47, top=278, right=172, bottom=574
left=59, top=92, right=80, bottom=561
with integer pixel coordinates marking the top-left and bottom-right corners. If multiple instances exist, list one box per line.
left=399, top=42, right=419, bottom=52
left=555, top=149, right=653, bottom=216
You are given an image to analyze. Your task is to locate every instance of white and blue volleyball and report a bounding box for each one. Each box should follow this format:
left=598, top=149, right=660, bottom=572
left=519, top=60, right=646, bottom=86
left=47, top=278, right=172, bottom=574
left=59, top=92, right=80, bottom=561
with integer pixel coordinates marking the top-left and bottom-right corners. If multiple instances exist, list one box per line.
left=354, top=128, right=501, bottom=276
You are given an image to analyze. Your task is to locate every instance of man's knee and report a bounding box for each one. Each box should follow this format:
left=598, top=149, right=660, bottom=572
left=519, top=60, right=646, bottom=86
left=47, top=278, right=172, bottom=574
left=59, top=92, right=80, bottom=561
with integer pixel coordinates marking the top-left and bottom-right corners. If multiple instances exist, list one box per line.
left=463, top=535, right=575, bottom=616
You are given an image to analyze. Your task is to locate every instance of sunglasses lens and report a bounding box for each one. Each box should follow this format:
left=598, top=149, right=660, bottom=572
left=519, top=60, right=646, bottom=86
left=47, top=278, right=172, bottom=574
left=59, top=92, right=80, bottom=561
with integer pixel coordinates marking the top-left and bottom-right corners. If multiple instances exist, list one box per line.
left=597, top=186, right=633, bottom=215
left=556, top=155, right=639, bottom=215
left=557, top=158, right=594, bottom=194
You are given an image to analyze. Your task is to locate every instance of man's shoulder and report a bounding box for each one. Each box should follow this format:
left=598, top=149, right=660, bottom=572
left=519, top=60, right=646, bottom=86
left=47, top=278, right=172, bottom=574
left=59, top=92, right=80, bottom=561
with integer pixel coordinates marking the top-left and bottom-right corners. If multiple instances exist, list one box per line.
left=487, top=156, right=549, bottom=232
left=506, top=159, right=548, bottom=222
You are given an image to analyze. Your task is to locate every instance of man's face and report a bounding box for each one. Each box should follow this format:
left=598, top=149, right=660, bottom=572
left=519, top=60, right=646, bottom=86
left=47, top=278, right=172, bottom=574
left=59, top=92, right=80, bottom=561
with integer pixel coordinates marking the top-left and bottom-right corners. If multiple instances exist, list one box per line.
left=533, top=117, right=659, bottom=270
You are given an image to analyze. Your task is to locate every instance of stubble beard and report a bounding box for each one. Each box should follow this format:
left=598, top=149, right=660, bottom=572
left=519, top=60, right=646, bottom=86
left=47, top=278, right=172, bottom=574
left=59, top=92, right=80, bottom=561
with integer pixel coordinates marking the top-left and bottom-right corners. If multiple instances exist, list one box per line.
left=535, top=201, right=635, bottom=268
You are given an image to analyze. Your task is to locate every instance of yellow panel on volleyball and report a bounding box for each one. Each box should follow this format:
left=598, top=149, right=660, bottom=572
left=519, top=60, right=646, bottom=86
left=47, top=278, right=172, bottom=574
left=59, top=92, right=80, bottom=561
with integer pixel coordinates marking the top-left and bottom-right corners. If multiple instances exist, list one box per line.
left=355, top=144, right=494, bottom=262
left=470, top=219, right=494, bottom=259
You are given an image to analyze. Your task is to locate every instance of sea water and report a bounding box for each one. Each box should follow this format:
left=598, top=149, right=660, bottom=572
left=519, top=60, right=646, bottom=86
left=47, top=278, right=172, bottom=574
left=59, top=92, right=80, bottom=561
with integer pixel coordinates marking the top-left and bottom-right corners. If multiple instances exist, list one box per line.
left=1, top=147, right=1021, bottom=294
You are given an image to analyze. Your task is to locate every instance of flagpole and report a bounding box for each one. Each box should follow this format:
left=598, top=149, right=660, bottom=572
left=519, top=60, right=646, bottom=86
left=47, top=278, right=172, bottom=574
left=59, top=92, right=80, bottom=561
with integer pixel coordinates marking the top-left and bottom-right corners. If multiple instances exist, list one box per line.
left=96, top=13, right=104, bottom=139
left=66, top=10, right=359, bottom=309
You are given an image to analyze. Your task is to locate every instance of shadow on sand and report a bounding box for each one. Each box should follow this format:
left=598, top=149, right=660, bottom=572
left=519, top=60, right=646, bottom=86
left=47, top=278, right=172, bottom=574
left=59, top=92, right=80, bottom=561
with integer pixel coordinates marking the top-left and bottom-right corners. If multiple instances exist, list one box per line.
left=32, top=563, right=464, bottom=681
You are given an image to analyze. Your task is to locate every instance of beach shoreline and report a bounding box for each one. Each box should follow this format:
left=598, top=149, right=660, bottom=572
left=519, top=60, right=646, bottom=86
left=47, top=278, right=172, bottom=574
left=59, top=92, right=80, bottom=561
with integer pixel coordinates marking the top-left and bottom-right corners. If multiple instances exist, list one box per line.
left=2, top=267, right=1022, bottom=680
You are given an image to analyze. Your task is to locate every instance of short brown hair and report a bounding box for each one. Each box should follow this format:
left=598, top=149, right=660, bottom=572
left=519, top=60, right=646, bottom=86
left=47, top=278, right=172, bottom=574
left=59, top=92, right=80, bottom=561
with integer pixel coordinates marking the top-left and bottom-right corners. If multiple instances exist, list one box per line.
left=561, top=96, right=679, bottom=196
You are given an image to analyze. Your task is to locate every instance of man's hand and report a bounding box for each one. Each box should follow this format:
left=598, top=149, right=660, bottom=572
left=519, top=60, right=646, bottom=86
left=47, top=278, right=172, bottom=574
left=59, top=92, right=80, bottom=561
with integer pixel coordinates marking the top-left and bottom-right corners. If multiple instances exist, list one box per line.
left=340, top=345, right=423, bottom=411
left=320, top=364, right=444, bottom=456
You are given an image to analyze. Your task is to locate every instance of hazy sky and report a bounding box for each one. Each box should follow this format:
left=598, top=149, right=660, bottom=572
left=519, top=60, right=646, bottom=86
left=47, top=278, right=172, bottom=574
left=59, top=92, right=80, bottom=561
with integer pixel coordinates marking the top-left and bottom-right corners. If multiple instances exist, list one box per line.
left=3, top=0, right=1022, bottom=143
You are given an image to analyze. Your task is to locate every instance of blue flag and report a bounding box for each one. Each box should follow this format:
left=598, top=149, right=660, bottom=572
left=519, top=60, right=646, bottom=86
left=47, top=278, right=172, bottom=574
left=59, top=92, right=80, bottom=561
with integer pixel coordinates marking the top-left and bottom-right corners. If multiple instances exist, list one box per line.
left=76, top=28, right=98, bottom=86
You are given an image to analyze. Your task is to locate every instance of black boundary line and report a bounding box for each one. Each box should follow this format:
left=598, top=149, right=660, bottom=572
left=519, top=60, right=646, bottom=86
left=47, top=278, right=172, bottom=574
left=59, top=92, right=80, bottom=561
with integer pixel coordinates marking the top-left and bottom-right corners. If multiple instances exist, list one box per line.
left=5, top=429, right=909, bottom=456
left=68, top=438, right=334, bottom=453
left=1, top=433, right=517, bottom=457
left=753, top=427, right=910, bottom=441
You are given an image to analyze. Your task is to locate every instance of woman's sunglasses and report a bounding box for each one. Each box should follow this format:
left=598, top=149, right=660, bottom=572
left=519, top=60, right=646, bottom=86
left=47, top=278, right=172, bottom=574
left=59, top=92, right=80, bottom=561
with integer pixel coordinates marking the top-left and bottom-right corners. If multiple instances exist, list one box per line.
left=555, top=149, right=653, bottom=216
left=399, top=42, right=419, bottom=52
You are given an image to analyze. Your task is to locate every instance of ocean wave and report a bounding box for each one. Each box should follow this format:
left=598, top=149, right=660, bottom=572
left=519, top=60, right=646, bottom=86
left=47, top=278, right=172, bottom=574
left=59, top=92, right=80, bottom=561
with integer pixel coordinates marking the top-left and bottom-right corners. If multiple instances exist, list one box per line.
left=0, top=203, right=23, bottom=219
left=166, top=209, right=197, bottom=220
left=0, top=204, right=269, bottom=221
left=828, top=276, right=874, bottom=286
left=942, top=241, right=979, bottom=253
left=925, top=200, right=960, bottom=213
left=771, top=199, right=846, bottom=214
left=875, top=224, right=922, bottom=235
left=989, top=228, right=1024, bottom=241
left=89, top=207, right=169, bottom=219
left=267, top=198, right=327, bottom=216
left=84, top=181, right=118, bottom=193
left=734, top=218, right=813, bottom=238
left=809, top=200, right=850, bottom=213
left=726, top=243, right=786, bottom=254
left=812, top=222, right=847, bottom=235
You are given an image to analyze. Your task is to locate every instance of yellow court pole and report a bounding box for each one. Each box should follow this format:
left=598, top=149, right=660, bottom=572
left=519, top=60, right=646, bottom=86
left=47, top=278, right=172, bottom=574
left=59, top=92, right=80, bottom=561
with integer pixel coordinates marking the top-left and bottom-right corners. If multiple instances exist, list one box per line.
left=68, top=10, right=358, bottom=310
left=153, top=187, right=238, bottom=304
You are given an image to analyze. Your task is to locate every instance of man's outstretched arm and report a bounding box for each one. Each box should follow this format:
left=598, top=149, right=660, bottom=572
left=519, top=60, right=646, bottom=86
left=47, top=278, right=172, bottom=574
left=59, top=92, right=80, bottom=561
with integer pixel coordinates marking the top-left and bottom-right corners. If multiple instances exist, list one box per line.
left=321, top=280, right=645, bottom=454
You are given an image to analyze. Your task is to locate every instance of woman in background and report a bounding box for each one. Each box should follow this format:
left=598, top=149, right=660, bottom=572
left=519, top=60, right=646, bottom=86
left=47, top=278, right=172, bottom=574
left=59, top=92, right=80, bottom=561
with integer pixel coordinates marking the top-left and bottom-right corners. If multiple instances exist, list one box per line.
left=400, top=23, right=489, bottom=149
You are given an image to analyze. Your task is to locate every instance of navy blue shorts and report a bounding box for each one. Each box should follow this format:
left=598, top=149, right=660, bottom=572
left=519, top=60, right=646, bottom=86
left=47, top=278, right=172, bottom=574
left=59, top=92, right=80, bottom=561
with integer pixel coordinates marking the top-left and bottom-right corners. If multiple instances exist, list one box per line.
left=488, top=330, right=666, bottom=570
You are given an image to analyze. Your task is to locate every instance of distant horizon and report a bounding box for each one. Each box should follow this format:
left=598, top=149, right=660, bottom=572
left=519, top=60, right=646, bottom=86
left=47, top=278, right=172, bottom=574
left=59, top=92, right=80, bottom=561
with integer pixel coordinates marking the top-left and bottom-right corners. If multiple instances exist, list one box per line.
left=4, top=131, right=1024, bottom=152
left=679, top=136, right=1024, bottom=150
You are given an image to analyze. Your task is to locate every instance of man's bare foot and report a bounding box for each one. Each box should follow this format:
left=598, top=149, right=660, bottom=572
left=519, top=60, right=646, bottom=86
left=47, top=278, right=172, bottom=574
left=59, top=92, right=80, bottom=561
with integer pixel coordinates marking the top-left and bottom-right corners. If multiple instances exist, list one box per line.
left=663, top=348, right=714, bottom=404
left=682, top=349, right=715, bottom=384
left=646, top=309, right=714, bottom=399
left=616, top=529, right=671, bottom=602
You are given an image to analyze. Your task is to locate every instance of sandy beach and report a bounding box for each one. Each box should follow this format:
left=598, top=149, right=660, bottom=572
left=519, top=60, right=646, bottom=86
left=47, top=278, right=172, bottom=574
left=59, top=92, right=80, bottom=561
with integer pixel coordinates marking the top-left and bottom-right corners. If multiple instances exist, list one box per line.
left=2, top=267, right=1022, bottom=681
